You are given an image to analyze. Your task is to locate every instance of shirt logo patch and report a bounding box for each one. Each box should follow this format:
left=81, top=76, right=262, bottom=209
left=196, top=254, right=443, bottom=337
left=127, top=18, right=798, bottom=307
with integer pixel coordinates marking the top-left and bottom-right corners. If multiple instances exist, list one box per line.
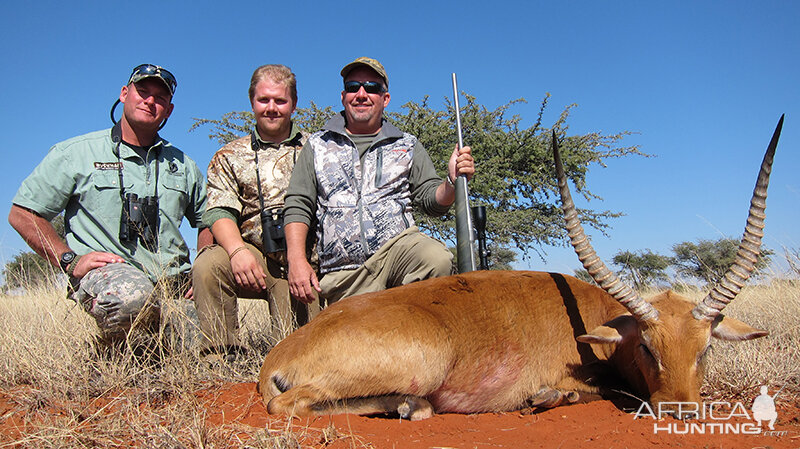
left=94, top=162, right=124, bottom=170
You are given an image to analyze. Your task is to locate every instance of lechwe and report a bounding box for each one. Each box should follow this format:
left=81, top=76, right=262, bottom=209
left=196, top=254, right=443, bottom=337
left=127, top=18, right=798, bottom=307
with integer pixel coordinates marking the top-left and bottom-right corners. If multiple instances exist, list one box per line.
left=258, top=115, right=783, bottom=420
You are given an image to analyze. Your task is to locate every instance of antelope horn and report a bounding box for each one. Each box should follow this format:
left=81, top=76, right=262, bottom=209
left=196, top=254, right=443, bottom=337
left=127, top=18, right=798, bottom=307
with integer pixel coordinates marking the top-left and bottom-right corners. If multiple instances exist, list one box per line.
left=552, top=131, right=659, bottom=322
left=692, top=115, right=784, bottom=321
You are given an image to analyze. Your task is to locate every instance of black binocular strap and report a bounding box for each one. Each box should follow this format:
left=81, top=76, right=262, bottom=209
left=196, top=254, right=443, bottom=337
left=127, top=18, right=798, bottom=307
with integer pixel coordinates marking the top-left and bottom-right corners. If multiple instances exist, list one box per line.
left=251, top=131, right=299, bottom=213
left=111, top=124, right=160, bottom=232
left=252, top=132, right=268, bottom=214
left=111, top=124, right=160, bottom=201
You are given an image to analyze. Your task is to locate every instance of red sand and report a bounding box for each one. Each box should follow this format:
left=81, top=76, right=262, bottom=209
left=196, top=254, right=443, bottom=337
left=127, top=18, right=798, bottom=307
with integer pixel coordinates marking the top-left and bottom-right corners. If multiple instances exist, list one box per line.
left=200, top=383, right=800, bottom=448
left=3, top=382, right=799, bottom=448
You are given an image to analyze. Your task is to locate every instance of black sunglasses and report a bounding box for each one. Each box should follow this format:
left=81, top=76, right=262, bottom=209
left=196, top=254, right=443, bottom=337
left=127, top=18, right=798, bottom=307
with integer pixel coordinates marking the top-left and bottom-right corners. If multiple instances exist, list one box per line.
left=344, top=80, right=386, bottom=94
left=129, top=64, right=178, bottom=95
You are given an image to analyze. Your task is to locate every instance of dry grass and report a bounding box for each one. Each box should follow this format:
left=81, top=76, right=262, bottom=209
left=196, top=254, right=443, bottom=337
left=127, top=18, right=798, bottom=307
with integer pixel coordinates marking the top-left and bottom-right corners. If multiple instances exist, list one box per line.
left=0, top=281, right=291, bottom=448
left=701, top=280, right=800, bottom=402
left=0, top=275, right=798, bottom=447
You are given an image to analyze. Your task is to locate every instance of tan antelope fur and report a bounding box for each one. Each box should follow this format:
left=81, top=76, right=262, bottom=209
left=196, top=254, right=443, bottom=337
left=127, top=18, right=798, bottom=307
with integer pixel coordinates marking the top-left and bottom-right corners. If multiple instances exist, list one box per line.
left=258, top=116, right=782, bottom=420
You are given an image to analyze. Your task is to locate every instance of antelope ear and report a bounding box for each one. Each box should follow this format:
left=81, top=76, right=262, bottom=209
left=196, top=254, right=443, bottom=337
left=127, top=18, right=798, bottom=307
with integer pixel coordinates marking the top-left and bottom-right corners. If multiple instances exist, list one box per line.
left=577, top=315, right=637, bottom=344
left=711, top=314, right=769, bottom=341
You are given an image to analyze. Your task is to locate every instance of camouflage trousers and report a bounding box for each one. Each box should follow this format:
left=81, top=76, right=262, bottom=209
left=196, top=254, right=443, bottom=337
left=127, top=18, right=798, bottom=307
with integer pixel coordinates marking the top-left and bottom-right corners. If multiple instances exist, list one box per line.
left=70, top=263, right=174, bottom=340
left=319, top=226, right=453, bottom=306
left=191, top=243, right=319, bottom=354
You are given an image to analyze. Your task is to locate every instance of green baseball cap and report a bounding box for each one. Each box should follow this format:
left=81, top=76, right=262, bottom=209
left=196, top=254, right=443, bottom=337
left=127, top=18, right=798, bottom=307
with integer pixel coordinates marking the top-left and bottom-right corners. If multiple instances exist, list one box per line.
left=340, top=57, right=388, bottom=88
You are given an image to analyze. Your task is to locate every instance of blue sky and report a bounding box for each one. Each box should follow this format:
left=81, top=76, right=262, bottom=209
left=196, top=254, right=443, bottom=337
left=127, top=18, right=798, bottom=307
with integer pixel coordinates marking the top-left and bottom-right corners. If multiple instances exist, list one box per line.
left=1, top=0, right=797, bottom=276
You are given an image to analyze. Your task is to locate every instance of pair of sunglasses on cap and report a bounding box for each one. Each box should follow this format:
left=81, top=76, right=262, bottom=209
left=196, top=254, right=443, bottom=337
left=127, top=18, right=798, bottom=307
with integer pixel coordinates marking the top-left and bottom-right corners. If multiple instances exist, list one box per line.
left=344, top=80, right=386, bottom=94
left=128, top=64, right=177, bottom=96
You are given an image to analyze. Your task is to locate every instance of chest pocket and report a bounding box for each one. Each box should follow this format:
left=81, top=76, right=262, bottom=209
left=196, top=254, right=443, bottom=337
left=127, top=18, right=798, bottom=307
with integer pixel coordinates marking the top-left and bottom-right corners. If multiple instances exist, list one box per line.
left=89, top=170, right=130, bottom=218
left=160, top=171, right=189, bottom=219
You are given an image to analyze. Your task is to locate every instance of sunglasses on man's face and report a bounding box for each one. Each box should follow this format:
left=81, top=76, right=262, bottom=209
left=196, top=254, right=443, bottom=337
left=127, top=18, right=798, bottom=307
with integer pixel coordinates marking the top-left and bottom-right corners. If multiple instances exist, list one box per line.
left=344, top=80, right=386, bottom=94
left=129, top=64, right=177, bottom=94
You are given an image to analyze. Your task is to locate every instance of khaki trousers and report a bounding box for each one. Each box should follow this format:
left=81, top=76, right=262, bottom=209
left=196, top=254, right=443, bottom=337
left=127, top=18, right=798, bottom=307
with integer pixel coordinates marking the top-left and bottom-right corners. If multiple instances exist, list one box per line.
left=319, top=227, right=453, bottom=305
left=192, top=243, right=318, bottom=352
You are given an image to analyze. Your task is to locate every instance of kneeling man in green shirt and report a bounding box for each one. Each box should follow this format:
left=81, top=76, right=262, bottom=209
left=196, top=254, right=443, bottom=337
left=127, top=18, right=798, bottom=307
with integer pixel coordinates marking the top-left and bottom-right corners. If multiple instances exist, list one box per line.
left=9, top=64, right=210, bottom=345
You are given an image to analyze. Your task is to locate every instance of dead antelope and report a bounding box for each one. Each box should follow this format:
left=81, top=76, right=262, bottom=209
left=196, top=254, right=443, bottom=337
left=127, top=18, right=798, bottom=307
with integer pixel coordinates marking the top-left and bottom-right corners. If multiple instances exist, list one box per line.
left=258, top=115, right=783, bottom=420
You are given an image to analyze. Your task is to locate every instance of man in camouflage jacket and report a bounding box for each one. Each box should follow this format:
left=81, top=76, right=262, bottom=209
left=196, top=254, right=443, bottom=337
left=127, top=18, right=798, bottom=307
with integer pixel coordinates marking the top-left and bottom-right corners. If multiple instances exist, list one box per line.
left=192, top=65, right=316, bottom=358
left=284, top=57, right=475, bottom=306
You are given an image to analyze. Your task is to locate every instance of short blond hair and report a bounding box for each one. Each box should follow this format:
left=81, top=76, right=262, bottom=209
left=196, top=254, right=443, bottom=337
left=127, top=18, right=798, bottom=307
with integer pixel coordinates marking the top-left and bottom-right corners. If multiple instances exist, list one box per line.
left=248, top=64, right=297, bottom=105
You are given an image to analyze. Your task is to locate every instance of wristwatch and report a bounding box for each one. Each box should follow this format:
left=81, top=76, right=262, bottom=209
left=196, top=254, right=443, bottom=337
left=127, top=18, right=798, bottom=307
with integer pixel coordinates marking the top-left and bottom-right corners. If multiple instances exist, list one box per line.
left=59, top=251, right=77, bottom=272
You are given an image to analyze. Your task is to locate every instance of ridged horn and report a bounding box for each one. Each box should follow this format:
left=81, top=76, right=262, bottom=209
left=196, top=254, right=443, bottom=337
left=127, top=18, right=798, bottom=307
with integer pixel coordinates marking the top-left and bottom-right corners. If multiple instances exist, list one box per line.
left=692, top=114, right=784, bottom=321
left=552, top=130, right=659, bottom=322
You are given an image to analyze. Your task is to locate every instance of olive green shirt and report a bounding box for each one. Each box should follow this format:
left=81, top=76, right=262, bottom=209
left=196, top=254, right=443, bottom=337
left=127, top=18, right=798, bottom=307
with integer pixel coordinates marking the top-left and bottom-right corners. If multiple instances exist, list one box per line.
left=13, top=128, right=207, bottom=281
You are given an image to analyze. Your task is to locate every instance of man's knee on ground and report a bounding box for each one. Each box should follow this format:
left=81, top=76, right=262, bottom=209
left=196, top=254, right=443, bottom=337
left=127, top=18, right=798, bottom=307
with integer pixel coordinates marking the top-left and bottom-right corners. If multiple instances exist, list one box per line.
left=96, top=288, right=155, bottom=337
left=75, top=263, right=155, bottom=336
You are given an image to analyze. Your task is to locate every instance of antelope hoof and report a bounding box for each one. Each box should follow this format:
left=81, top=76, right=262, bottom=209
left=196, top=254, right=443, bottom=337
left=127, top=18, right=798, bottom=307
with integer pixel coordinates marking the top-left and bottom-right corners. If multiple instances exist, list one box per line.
left=528, top=388, right=573, bottom=408
left=565, top=390, right=581, bottom=403
left=397, top=396, right=434, bottom=421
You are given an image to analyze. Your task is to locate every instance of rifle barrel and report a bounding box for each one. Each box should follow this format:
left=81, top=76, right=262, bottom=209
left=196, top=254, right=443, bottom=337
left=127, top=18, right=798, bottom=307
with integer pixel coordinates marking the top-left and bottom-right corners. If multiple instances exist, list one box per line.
left=451, top=73, right=476, bottom=273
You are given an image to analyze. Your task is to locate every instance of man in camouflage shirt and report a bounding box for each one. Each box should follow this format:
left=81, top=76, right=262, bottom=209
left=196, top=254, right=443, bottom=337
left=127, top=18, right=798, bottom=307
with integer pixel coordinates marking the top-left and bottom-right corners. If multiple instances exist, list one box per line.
left=192, top=65, right=316, bottom=357
left=284, top=57, right=475, bottom=306
left=9, top=64, right=210, bottom=344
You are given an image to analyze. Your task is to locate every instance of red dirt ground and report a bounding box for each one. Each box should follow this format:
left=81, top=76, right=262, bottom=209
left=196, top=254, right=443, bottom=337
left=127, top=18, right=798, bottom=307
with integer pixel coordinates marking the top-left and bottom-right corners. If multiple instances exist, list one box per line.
left=3, top=382, right=799, bottom=448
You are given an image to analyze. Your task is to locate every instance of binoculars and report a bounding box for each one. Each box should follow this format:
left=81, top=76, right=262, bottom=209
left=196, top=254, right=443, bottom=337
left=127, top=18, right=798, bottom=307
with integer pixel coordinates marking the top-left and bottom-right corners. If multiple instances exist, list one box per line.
left=261, top=208, right=286, bottom=254
left=120, top=193, right=159, bottom=248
